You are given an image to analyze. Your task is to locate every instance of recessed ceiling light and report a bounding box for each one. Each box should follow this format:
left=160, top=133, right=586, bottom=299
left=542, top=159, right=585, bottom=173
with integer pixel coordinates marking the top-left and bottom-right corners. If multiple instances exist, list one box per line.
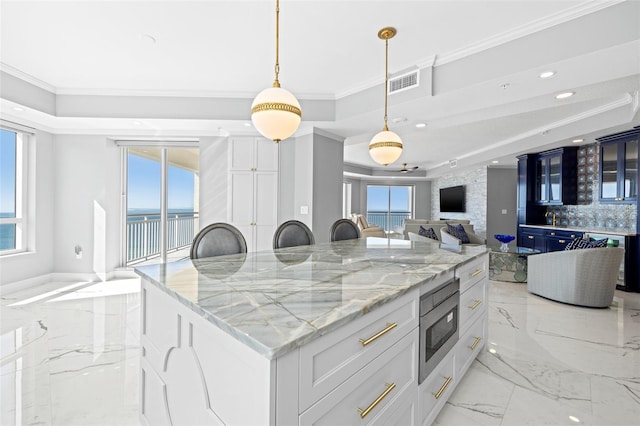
left=244, top=122, right=252, bottom=127
left=391, top=117, right=408, bottom=124
left=415, top=123, right=426, bottom=128
left=539, top=71, right=556, bottom=79
left=555, top=92, right=575, bottom=99
left=569, top=416, right=580, bottom=423
left=491, top=160, right=499, bottom=164
left=12, top=106, right=24, bottom=112
left=572, top=138, right=584, bottom=143
left=500, top=83, right=510, bottom=90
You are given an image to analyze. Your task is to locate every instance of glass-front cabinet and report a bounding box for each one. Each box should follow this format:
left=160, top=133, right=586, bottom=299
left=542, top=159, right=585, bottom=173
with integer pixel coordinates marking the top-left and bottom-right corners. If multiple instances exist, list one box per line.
left=534, top=147, right=577, bottom=205
left=599, top=131, right=639, bottom=204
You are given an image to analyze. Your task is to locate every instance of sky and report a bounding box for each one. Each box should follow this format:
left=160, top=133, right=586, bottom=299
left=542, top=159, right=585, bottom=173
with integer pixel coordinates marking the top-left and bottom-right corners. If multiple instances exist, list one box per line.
left=367, top=185, right=412, bottom=212
left=127, top=152, right=195, bottom=212
left=0, top=129, right=16, bottom=215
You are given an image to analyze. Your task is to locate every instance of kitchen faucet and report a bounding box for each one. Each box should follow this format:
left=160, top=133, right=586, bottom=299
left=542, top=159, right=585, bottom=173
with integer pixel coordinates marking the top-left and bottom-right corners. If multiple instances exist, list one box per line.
left=545, top=211, right=557, bottom=227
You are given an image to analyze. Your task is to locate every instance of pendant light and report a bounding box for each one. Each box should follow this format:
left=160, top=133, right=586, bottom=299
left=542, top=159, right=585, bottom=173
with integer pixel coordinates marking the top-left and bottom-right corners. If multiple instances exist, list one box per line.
left=251, top=0, right=302, bottom=143
left=369, top=27, right=403, bottom=166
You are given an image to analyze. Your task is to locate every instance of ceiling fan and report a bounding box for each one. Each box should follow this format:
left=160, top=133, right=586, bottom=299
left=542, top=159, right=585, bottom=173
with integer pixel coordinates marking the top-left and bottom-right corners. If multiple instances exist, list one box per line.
left=387, top=163, right=419, bottom=173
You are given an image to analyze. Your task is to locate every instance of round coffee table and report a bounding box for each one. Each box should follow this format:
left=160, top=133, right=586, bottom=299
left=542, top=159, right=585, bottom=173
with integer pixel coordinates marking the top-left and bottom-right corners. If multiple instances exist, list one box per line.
left=488, top=244, right=541, bottom=282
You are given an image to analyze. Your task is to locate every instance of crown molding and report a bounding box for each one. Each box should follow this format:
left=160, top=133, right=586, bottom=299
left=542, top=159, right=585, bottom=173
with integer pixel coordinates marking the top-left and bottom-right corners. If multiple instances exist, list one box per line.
left=435, top=0, right=626, bottom=66
left=432, top=93, right=634, bottom=168
left=0, top=62, right=56, bottom=93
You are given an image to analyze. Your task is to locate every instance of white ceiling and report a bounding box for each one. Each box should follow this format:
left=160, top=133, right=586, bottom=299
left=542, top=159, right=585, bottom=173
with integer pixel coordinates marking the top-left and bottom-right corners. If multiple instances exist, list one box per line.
left=1, top=0, right=639, bottom=178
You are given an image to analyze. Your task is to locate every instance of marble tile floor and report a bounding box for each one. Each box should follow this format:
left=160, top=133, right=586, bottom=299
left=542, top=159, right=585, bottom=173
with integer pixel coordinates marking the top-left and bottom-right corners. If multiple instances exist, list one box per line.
left=1, top=278, right=639, bottom=425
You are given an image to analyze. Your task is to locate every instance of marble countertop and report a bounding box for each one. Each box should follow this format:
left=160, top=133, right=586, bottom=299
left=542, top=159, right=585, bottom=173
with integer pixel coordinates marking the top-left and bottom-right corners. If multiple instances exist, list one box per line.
left=519, top=224, right=636, bottom=236
left=135, top=238, right=488, bottom=359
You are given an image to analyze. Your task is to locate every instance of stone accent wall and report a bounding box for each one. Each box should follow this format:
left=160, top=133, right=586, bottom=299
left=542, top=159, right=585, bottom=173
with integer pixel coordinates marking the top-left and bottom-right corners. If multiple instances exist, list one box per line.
left=545, top=143, right=637, bottom=231
left=431, top=167, right=488, bottom=237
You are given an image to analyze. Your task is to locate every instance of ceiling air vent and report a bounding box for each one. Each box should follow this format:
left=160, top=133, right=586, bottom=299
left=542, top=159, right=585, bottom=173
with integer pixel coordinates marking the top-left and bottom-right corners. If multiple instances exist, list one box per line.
left=388, top=70, right=419, bottom=94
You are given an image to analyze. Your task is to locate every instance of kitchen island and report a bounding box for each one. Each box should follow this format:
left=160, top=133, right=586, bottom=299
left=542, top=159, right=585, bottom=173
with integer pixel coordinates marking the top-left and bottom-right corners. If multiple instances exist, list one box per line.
left=136, top=238, right=489, bottom=425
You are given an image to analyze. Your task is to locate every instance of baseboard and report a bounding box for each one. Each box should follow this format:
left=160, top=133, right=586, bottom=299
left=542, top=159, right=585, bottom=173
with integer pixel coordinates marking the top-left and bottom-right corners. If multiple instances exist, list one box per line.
left=0, top=273, right=55, bottom=296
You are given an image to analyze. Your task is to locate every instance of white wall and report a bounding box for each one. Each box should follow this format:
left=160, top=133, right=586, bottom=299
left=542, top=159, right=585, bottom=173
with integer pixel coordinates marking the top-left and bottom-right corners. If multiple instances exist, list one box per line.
left=52, top=135, right=121, bottom=276
left=0, top=130, right=55, bottom=287
left=198, top=136, right=230, bottom=229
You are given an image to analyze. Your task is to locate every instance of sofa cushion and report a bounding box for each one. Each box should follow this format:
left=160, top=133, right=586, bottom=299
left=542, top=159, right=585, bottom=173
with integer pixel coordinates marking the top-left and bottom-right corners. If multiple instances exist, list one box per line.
left=418, top=226, right=439, bottom=241
left=447, top=223, right=470, bottom=244
left=564, top=238, right=608, bottom=251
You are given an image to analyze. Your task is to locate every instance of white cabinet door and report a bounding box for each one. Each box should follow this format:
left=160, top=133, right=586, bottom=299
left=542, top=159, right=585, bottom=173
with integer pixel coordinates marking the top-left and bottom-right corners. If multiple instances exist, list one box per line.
left=254, top=172, right=278, bottom=251
left=256, top=138, right=279, bottom=171
left=229, top=171, right=255, bottom=250
left=230, top=138, right=255, bottom=171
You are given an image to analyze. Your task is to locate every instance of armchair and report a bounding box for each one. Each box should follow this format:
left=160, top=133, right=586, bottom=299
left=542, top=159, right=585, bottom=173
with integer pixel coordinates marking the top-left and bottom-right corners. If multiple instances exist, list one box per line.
left=350, top=214, right=386, bottom=238
left=527, top=247, right=624, bottom=308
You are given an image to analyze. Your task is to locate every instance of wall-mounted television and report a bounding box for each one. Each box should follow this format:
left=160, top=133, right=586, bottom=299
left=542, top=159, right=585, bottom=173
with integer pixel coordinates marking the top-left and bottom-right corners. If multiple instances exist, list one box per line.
left=439, top=185, right=466, bottom=212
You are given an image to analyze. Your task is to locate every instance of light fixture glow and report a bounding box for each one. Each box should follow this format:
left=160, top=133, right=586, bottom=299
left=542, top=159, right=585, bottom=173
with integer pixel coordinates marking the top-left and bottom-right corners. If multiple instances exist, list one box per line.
left=572, top=138, right=584, bottom=143
left=369, top=27, right=403, bottom=166
left=12, top=106, right=24, bottom=112
left=251, top=0, right=301, bottom=143
left=556, top=92, right=575, bottom=99
left=539, top=71, right=556, bottom=79
left=415, top=123, right=427, bottom=128
left=569, top=415, right=580, bottom=423
left=489, top=348, right=497, bottom=354
left=492, top=160, right=499, bottom=164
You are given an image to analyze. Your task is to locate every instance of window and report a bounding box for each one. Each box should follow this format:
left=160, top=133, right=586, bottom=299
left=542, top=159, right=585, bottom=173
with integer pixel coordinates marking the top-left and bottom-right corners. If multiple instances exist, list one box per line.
left=366, top=185, right=414, bottom=232
left=0, top=127, right=27, bottom=254
left=342, top=181, right=352, bottom=218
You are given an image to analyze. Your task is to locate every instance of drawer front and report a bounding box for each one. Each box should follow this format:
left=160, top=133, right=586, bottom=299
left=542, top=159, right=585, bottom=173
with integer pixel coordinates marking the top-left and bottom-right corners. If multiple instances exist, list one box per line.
left=459, top=280, right=486, bottom=334
left=299, top=290, right=418, bottom=411
left=456, top=255, right=488, bottom=293
left=419, top=351, right=455, bottom=424
left=545, top=229, right=583, bottom=239
left=455, top=316, right=486, bottom=377
left=546, top=236, right=574, bottom=252
left=299, top=329, right=418, bottom=426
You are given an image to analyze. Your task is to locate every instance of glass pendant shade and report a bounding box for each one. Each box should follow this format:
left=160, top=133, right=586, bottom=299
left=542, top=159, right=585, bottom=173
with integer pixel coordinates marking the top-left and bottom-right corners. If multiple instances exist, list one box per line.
left=251, top=86, right=301, bottom=143
left=369, top=129, right=403, bottom=166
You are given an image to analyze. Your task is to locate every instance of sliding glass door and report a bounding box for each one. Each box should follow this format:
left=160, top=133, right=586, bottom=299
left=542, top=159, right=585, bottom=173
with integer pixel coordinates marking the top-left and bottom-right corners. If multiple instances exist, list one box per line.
left=125, top=146, right=199, bottom=266
left=366, top=185, right=414, bottom=232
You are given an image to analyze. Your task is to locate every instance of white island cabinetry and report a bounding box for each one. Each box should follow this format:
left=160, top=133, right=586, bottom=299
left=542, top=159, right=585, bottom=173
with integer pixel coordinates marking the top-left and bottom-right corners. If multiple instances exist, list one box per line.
left=137, top=239, right=489, bottom=425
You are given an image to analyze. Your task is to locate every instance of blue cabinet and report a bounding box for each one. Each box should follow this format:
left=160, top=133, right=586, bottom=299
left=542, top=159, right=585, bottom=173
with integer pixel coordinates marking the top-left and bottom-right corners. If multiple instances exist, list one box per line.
left=534, top=148, right=578, bottom=206
left=598, top=130, right=639, bottom=204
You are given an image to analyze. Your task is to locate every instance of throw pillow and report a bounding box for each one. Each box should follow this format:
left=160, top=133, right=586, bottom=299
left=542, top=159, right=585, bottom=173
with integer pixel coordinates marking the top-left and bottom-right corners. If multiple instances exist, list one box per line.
left=447, top=223, right=470, bottom=244
left=418, top=225, right=439, bottom=241
left=564, top=238, right=608, bottom=250
left=589, top=238, right=609, bottom=248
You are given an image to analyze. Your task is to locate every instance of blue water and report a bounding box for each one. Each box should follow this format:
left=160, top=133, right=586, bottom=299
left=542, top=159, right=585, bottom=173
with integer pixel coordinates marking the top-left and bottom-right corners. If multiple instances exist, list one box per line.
left=0, top=212, right=15, bottom=251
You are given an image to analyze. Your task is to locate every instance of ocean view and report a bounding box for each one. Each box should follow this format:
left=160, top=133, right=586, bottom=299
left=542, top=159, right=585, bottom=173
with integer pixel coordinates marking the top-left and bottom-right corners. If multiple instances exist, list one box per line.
left=0, top=213, right=15, bottom=251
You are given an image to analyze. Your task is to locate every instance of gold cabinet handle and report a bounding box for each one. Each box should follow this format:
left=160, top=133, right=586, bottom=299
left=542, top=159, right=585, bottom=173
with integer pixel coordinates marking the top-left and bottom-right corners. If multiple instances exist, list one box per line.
left=559, top=239, right=566, bottom=243
left=570, top=234, right=576, bottom=238
left=470, top=269, right=482, bottom=277
left=357, top=382, right=396, bottom=418
left=432, top=376, right=452, bottom=399
left=468, top=300, right=482, bottom=310
left=528, top=236, right=534, bottom=240
left=468, top=336, right=482, bottom=351
left=359, top=322, right=397, bottom=347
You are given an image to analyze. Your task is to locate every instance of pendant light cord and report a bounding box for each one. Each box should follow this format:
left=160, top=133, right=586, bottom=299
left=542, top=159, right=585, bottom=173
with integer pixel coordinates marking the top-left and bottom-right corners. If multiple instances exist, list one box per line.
left=273, top=0, right=281, bottom=88
left=383, top=37, right=389, bottom=131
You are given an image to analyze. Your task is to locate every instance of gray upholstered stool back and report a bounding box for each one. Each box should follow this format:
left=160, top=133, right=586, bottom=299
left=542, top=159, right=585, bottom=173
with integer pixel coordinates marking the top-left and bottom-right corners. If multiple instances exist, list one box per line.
left=273, top=220, right=315, bottom=249
left=190, top=223, right=247, bottom=259
left=330, top=219, right=361, bottom=241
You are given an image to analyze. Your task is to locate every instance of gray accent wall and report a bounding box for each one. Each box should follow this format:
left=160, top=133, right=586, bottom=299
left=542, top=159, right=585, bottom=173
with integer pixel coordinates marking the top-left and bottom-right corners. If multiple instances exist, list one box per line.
left=486, top=167, right=518, bottom=240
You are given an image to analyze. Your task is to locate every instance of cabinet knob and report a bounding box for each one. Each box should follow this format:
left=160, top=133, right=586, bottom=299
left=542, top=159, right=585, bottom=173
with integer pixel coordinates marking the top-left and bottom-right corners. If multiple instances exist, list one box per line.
left=528, top=236, right=534, bottom=239
left=550, top=232, right=555, bottom=236
left=570, top=234, right=576, bottom=238
left=559, top=239, right=566, bottom=243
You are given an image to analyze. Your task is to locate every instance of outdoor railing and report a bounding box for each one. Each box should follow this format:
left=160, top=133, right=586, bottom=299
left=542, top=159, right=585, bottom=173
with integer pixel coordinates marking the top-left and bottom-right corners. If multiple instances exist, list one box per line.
left=127, top=212, right=199, bottom=264
left=366, top=211, right=411, bottom=232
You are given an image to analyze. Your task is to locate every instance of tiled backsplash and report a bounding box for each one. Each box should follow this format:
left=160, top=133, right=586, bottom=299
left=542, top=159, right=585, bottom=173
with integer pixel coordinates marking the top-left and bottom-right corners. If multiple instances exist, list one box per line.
left=546, top=143, right=637, bottom=232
